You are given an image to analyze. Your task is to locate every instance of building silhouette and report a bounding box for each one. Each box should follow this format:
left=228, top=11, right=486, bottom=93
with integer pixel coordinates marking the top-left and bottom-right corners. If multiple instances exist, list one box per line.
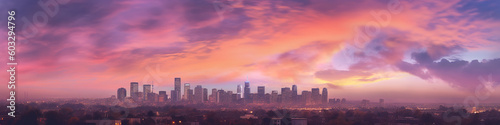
left=143, top=84, right=151, bottom=101
left=281, top=87, right=291, bottom=103
left=170, top=90, right=178, bottom=102
left=183, top=83, right=190, bottom=100
left=130, top=82, right=138, bottom=99
left=244, top=80, right=250, bottom=102
left=210, top=88, right=217, bottom=102
left=311, top=88, right=320, bottom=104
left=119, top=78, right=342, bottom=106
left=187, top=89, right=193, bottom=101
left=302, top=91, right=311, bottom=105
left=270, top=90, right=278, bottom=103
left=174, top=78, right=181, bottom=102
left=194, top=85, right=203, bottom=103
left=237, top=85, right=242, bottom=98
left=117, top=88, right=126, bottom=101
left=159, top=91, right=167, bottom=102
left=292, top=85, right=297, bottom=101
left=203, top=88, right=208, bottom=102
left=322, top=88, right=328, bottom=104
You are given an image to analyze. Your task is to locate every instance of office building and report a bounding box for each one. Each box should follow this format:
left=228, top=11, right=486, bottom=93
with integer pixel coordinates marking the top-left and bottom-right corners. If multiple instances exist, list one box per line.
left=210, top=88, right=217, bottom=102
left=362, top=99, right=370, bottom=106
left=170, top=90, right=178, bottom=102
left=187, top=89, right=193, bottom=101
left=258, top=86, right=265, bottom=97
left=194, top=85, right=203, bottom=103
left=203, top=88, right=208, bottom=102
left=159, top=91, right=167, bottom=102
left=302, top=91, right=311, bottom=105
left=130, top=82, right=138, bottom=98
left=237, top=85, right=242, bottom=98
left=183, top=83, right=190, bottom=100
left=143, top=84, right=152, bottom=100
left=174, top=78, right=181, bottom=101
left=292, top=85, right=297, bottom=101
left=147, top=92, right=156, bottom=102
left=244, top=80, right=250, bottom=101
left=216, top=89, right=225, bottom=103
left=322, top=88, right=328, bottom=104
left=270, top=90, right=278, bottom=103
left=311, top=88, right=320, bottom=104
left=117, top=88, right=126, bottom=101
left=329, top=99, right=336, bottom=104
left=281, top=87, right=291, bottom=103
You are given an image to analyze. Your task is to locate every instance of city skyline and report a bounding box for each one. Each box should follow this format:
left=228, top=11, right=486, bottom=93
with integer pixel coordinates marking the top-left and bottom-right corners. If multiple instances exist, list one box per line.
left=118, top=77, right=338, bottom=105
left=1, top=0, right=500, bottom=104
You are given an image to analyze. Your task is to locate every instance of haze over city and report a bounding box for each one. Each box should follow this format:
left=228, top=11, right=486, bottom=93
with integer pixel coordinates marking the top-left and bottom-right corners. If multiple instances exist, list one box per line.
left=1, top=0, right=500, bottom=104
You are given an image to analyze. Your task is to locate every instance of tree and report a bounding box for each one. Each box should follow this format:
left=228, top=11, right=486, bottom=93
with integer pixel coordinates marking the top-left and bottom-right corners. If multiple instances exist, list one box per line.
left=16, top=109, right=41, bottom=125
left=45, top=111, right=64, bottom=125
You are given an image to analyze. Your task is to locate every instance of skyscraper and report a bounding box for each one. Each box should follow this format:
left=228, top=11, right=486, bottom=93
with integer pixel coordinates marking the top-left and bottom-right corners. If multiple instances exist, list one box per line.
left=216, top=89, right=225, bottom=103
left=244, top=80, right=250, bottom=101
left=322, top=88, right=328, bottom=104
left=170, top=90, right=178, bottom=102
left=292, top=85, right=297, bottom=101
left=257, top=86, right=265, bottom=97
left=257, top=86, right=265, bottom=103
left=271, top=90, right=278, bottom=103
left=194, top=85, right=203, bottom=103
left=117, top=88, right=126, bottom=101
left=281, top=87, right=291, bottom=103
left=210, top=88, right=217, bottom=102
left=183, top=83, right=190, bottom=100
left=159, top=91, right=167, bottom=102
left=311, top=88, right=320, bottom=104
left=203, top=88, right=208, bottom=102
left=143, top=84, right=152, bottom=100
left=302, top=91, right=311, bottom=105
left=237, top=85, right=242, bottom=98
left=187, top=89, right=193, bottom=101
left=174, top=78, right=181, bottom=101
left=130, top=82, right=138, bottom=98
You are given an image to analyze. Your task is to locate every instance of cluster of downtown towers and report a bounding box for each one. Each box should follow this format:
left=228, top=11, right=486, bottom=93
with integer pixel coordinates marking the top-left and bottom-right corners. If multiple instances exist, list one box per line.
left=116, top=78, right=344, bottom=105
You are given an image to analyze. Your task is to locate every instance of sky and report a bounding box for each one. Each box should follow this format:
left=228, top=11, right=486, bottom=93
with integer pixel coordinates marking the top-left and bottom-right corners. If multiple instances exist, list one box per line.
left=1, top=0, right=500, bottom=103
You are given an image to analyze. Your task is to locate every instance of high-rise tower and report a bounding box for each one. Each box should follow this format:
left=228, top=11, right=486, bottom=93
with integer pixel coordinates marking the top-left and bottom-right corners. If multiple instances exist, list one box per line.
left=237, top=85, right=242, bottom=98
left=257, top=86, right=265, bottom=97
left=322, top=88, right=328, bottom=104
left=281, top=87, right=291, bottom=103
left=244, top=79, right=250, bottom=101
left=130, top=82, right=138, bottom=98
left=143, top=84, right=152, bottom=100
left=183, top=83, right=190, bottom=100
left=174, top=78, right=181, bottom=101
left=194, top=85, right=203, bottom=103
left=311, top=88, right=320, bottom=104
left=117, top=88, right=126, bottom=101
left=203, top=88, right=208, bottom=102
